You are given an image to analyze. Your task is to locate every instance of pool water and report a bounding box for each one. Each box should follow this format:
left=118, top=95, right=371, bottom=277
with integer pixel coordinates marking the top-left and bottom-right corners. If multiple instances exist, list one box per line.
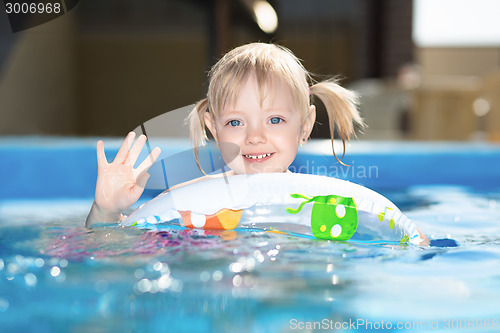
left=1, top=184, right=500, bottom=333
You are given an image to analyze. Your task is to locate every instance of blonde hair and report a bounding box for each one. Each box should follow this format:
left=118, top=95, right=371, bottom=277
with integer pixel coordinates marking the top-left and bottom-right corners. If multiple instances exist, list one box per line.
left=187, top=42, right=364, bottom=170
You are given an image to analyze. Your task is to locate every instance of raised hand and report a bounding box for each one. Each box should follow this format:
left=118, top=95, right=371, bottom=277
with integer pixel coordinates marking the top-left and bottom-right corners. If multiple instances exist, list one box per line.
left=86, top=132, right=161, bottom=226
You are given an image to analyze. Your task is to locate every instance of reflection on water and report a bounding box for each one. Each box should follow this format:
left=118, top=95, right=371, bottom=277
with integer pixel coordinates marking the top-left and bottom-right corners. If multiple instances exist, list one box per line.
left=0, top=185, right=499, bottom=332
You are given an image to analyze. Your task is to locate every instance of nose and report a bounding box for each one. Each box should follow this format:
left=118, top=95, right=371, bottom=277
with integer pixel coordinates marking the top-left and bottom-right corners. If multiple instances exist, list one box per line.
left=245, top=123, right=267, bottom=145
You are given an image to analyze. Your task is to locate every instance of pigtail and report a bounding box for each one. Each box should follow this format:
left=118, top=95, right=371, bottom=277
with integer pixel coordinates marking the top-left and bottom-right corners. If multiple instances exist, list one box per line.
left=309, top=79, right=365, bottom=165
left=187, top=98, right=210, bottom=174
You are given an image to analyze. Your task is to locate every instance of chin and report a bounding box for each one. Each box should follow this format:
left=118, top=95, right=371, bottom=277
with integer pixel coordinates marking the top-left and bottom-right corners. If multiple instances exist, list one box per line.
left=243, top=165, right=287, bottom=174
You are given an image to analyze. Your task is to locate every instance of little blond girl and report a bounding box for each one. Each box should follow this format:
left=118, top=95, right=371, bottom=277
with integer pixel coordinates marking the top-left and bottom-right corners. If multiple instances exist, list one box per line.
left=86, top=42, right=364, bottom=227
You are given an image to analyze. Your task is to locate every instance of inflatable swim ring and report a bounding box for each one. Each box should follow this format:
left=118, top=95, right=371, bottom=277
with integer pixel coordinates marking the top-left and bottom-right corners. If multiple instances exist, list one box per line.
left=122, top=173, right=425, bottom=245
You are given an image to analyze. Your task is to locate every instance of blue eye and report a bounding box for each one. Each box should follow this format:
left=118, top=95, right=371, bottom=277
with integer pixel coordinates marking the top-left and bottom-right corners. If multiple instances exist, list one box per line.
left=228, top=120, right=242, bottom=127
left=269, top=117, right=283, bottom=124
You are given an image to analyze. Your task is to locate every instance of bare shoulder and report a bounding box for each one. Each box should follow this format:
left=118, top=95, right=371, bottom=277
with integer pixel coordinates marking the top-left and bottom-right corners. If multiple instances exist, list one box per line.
left=160, top=170, right=235, bottom=194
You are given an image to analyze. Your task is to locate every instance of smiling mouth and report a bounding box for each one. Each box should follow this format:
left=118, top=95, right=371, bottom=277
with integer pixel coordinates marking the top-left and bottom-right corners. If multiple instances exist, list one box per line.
left=243, top=153, right=273, bottom=160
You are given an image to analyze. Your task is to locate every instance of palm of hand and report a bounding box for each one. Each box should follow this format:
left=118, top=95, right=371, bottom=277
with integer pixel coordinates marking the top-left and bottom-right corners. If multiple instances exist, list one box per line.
left=94, top=132, right=161, bottom=215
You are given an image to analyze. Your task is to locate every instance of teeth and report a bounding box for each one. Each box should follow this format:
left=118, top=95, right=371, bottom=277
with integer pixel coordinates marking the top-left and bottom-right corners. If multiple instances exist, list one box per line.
left=244, top=153, right=271, bottom=159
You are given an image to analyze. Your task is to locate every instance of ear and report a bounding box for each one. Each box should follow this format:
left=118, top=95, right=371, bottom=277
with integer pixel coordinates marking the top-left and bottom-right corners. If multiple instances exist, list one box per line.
left=204, top=111, right=218, bottom=142
left=301, top=105, right=316, bottom=141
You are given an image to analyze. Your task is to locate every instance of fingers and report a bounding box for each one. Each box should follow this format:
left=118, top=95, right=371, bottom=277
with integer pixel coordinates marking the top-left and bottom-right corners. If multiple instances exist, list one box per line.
left=417, top=227, right=430, bottom=246
left=113, top=132, right=136, bottom=164
left=96, top=140, right=108, bottom=166
left=135, top=146, right=161, bottom=176
left=103, top=132, right=161, bottom=174
left=127, top=134, right=147, bottom=167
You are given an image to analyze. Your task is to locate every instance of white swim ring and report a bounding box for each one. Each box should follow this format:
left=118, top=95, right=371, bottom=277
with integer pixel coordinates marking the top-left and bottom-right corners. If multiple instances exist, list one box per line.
left=122, top=173, right=424, bottom=245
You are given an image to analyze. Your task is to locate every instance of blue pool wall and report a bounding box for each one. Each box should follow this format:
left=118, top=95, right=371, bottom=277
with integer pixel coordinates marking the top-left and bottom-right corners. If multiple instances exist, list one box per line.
left=1, top=137, right=500, bottom=200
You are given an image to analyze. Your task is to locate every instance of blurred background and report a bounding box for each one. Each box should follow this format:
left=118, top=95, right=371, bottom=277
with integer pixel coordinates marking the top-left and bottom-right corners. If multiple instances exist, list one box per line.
left=0, top=0, right=499, bottom=141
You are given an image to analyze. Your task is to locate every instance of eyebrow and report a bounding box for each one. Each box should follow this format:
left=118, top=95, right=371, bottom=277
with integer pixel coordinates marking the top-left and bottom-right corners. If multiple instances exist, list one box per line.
left=266, top=108, right=292, bottom=114
left=219, top=110, right=246, bottom=118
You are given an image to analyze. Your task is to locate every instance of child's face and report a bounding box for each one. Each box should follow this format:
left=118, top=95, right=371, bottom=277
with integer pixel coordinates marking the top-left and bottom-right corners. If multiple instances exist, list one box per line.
left=206, top=75, right=314, bottom=174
